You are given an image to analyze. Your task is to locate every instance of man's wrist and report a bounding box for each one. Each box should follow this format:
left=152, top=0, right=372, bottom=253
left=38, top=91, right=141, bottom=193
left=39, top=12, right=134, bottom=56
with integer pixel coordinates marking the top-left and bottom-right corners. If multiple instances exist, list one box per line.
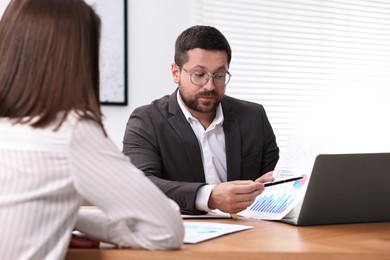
left=195, top=184, right=216, bottom=212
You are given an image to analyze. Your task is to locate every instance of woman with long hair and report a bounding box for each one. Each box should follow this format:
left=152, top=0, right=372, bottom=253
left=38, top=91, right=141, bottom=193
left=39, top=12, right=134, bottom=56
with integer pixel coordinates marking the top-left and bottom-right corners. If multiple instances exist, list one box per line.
left=0, top=1, right=184, bottom=259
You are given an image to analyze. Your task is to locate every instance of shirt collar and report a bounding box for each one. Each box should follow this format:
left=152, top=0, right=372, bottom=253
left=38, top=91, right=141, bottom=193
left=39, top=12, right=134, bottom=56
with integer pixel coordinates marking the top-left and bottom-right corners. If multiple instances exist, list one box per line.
left=177, top=90, right=224, bottom=125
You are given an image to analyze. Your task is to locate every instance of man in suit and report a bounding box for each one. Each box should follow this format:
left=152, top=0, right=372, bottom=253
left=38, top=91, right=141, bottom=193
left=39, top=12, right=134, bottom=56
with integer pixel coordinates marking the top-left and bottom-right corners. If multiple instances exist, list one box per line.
left=123, top=25, right=279, bottom=214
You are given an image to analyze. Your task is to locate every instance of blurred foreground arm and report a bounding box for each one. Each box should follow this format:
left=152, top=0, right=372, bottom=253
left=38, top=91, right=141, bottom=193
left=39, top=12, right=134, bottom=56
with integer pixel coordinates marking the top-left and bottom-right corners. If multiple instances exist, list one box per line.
left=70, top=119, right=184, bottom=250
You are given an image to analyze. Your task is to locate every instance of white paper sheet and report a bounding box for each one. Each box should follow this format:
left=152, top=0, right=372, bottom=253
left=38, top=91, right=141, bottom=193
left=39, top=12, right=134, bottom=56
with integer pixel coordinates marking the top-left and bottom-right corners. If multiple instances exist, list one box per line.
left=184, top=222, right=253, bottom=244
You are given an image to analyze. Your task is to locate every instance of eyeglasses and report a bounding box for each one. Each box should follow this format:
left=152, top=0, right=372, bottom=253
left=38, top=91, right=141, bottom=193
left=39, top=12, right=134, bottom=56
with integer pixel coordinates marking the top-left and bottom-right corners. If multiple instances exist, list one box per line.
left=179, top=66, right=231, bottom=87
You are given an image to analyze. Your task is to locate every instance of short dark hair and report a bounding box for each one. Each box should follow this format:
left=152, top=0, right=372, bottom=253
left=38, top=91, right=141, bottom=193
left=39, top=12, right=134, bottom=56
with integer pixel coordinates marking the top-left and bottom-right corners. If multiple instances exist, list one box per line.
left=174, top=25, right=232, bottom=67
left=0, top=0, right=104, bottom=133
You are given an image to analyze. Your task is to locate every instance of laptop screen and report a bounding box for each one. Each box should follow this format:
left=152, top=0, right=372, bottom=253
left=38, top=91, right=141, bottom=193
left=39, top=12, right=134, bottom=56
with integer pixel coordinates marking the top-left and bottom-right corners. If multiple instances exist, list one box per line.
left=287, top=153, right=390, bottom=226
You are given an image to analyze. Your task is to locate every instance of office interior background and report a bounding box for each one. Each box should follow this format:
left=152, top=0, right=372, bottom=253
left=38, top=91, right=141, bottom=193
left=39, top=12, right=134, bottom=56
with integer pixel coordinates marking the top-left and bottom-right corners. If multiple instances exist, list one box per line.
left=1, top=0, right=389, bottom=155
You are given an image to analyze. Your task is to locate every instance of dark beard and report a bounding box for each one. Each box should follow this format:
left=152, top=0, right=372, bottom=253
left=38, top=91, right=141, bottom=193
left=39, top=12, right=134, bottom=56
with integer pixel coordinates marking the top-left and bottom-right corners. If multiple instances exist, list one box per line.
left=179, top=88, right=222, bottom=113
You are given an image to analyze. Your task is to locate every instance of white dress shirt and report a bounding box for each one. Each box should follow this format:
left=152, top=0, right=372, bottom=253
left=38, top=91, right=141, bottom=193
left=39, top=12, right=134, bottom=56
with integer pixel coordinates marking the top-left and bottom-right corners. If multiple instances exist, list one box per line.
left=177, top=92, right=227, bottom=212
left=0, top=112, right=184, bottom=260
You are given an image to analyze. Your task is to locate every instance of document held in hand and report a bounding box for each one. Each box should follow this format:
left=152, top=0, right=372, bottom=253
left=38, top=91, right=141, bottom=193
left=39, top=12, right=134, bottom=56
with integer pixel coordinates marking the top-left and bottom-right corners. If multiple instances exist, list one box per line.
left=238, top=136, right=325, bottom=221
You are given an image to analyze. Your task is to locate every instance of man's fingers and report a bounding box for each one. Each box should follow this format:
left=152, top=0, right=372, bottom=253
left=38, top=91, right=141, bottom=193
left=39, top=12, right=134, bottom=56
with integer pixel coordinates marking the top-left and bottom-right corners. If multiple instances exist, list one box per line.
left=231, top=181, right=263, bottom=194
left=255, top=171, right=275, bottom=183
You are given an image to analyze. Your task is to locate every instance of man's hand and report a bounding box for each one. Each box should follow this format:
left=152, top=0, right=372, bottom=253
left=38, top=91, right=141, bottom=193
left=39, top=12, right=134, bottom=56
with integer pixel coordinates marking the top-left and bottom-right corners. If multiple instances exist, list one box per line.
left=255, top=171, right=275, bottom=184
left=208, top=180, right=264, bottom=214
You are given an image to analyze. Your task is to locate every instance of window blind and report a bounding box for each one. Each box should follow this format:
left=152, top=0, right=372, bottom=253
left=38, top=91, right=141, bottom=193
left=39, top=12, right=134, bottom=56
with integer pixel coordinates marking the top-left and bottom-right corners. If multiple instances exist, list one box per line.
left=194, top=0, right=390, bottom=152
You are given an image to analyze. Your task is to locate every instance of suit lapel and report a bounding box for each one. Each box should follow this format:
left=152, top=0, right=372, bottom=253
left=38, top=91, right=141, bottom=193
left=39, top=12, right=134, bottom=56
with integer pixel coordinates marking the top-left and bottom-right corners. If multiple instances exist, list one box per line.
left=167, top=90, right=205, bottom=182
left=222, top=99, right=242, bottom=181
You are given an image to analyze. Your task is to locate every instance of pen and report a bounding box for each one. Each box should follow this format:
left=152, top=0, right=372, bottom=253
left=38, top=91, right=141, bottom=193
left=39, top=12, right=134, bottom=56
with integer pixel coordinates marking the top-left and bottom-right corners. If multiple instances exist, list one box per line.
left=264, top=176, right=303, bottom=187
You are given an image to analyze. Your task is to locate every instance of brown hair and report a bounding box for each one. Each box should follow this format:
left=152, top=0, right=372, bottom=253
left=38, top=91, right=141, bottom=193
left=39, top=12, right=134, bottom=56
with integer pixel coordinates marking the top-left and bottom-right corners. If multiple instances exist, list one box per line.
left=0, top=0, right=105, bottom=133
left=174, top=25, right=232, bottom=67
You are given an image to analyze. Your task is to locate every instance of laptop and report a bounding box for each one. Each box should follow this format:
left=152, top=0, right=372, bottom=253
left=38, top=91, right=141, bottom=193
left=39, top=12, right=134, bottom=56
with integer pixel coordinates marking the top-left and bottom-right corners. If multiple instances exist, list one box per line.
left=281, top=153, right=390, bottom=226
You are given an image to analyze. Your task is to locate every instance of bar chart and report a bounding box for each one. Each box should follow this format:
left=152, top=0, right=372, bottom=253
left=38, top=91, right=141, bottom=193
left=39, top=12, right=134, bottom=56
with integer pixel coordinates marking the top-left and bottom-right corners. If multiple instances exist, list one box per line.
left=249, top=194, right=294, bottom=214
left=238, top=174, right=308, bottom=220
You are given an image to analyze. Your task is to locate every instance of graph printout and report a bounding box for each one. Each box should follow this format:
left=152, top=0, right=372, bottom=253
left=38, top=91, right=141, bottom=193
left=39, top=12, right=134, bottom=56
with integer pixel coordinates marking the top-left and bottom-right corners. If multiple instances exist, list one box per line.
left=238, top=170, right=309, bottom=220
left=238, top=136, right=326, bottom=220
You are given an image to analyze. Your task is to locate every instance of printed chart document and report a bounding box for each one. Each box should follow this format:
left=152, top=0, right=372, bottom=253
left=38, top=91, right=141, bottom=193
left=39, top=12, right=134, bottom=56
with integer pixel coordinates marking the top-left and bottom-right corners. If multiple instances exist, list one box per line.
left=238, top=136, right=326, bottom=221
left=184, top=222, right=253, bottom=244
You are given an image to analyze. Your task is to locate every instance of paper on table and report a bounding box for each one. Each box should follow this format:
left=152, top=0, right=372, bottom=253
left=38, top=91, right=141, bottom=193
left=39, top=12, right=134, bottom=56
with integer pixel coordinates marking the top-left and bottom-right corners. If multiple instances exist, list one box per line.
left=184, top=222, right=253, bottom=244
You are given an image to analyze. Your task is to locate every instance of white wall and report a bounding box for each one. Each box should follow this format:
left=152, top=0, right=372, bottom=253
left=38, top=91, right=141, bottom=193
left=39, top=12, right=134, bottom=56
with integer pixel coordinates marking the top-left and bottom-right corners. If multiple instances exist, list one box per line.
left=102, top=0, right=196, bottom=149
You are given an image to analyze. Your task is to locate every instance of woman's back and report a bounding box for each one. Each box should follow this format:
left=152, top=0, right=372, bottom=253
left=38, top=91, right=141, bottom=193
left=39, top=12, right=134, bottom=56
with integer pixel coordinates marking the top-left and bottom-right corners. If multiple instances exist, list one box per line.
left=0, top=1, right=183, bottom=258
left=0, top=112, right=184, bottom=259
left=0, top=115, right=81, bottom=259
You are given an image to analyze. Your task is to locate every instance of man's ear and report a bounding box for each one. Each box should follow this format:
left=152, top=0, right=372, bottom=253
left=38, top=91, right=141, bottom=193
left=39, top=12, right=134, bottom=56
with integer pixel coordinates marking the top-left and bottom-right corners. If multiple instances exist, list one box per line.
left=171, top=63, right=180, bottom=84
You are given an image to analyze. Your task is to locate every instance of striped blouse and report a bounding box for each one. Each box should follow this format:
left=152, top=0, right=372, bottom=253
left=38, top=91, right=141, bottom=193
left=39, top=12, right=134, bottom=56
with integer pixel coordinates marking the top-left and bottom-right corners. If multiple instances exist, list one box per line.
left=0, top=112, right=184, bottom=260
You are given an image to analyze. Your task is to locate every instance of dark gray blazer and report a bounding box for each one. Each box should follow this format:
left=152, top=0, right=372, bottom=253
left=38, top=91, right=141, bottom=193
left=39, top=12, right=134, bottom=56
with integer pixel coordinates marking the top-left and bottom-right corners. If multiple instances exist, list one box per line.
left=123, top=89, right=279, bottom=214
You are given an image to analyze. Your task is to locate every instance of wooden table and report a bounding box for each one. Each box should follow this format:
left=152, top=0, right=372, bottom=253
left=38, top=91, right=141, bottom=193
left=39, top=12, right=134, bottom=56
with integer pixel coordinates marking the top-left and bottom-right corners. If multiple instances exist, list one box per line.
left=66, top=217, right=390, bottom=260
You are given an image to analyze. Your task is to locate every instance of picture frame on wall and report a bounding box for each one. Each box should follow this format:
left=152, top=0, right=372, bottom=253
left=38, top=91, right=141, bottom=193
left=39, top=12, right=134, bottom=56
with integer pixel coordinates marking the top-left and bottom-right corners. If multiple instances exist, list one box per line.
left=85, top=0, right=128, bottom=106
